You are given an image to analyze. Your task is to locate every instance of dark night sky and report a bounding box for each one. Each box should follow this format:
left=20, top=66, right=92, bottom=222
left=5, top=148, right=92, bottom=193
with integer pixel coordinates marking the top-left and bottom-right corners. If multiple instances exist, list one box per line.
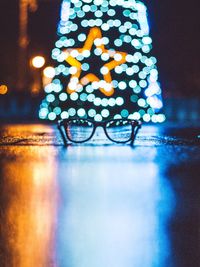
left=0, top=0, right=200, bottom=98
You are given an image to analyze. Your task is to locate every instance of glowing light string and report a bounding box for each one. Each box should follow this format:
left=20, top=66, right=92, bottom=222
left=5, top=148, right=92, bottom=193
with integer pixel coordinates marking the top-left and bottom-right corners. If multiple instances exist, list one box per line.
left=39, top=0, right=165, bottom=123
left=137, top=2, right=149, bottom=35
left=65, top=27, right=127, bottom=96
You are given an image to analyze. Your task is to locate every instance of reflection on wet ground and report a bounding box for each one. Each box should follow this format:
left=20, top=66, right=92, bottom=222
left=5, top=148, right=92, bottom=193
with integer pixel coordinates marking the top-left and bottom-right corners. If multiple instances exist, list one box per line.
left=0, top=124, right=199, bottom=267
left=0, top=145, right=58, bottom=267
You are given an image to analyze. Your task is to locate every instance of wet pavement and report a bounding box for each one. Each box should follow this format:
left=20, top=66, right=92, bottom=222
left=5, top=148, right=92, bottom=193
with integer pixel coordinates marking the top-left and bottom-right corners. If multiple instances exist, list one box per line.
left=0, top=123, right=200, bottom=267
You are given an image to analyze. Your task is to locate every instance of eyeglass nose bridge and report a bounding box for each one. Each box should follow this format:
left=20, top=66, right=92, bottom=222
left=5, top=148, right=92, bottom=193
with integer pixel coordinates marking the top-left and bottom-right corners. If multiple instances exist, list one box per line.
left=94, top=121, right=105, bottom=127
left=92, top=122, right=107, bottom=137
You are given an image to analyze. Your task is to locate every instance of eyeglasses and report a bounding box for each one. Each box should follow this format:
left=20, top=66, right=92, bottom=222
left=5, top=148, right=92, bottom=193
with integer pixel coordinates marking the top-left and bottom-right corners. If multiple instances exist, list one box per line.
left=58, top=118, right=141, bottom=145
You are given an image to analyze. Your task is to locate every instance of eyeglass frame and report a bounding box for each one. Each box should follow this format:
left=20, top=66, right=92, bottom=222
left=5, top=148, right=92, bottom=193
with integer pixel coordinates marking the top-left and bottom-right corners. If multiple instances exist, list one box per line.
left=57, top=118, right=142, bottom=145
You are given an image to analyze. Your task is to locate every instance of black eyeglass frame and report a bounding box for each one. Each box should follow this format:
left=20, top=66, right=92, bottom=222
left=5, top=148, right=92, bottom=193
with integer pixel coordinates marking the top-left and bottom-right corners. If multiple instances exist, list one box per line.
left=57, top=118, right=142, bottom=145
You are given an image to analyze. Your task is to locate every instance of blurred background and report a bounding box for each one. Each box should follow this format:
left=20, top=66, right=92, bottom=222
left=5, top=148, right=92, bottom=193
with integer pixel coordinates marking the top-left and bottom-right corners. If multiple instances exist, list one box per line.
left=0, top=0, right=199, bottom=122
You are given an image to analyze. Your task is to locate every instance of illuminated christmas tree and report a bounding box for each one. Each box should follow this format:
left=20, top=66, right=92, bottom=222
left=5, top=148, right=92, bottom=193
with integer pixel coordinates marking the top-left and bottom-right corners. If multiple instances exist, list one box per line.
left=39, top=0, right=165, bottom=123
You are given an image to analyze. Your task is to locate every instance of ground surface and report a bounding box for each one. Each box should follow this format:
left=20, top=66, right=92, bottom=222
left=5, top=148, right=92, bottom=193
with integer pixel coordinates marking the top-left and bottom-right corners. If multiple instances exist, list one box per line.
left=0, top=123, right=199, bottom=267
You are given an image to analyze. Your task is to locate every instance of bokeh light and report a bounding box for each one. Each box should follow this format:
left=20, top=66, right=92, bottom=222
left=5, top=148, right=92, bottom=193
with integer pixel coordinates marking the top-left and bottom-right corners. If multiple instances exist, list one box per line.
left=31, top=56, right=45, bottom=68
left=43, top=66, right=56, bottom=78
left=0, top=85, right=8, bottom=95
left=39, top=0, right=164, bottom=122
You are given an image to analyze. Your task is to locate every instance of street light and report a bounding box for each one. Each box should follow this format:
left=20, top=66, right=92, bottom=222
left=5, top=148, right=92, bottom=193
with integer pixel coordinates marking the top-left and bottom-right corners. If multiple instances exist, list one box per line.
left=31, top=56, right=46, bottom=69
left=0, top=85, right=8, bottom=95
left=30, top=55, right=46, bottom=95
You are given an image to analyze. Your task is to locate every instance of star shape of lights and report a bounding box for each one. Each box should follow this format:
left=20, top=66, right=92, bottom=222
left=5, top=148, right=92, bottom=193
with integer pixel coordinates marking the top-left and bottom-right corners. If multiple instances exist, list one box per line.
left=64, top=27, right=127, bottom=97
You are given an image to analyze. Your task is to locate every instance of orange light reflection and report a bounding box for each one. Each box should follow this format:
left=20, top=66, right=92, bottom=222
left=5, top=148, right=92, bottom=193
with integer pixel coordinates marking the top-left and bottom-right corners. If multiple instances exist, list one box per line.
left=0, top=146, right=58, bottom=267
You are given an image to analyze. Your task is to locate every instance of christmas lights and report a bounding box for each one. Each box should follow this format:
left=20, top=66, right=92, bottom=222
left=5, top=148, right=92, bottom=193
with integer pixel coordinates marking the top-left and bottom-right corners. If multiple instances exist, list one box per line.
left=39, top=0, right=165, bottom=123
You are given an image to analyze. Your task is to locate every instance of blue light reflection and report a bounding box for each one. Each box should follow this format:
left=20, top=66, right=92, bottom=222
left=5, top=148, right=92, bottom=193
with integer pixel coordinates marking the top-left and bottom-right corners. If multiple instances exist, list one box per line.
left=56, top=144, right=174, bottom=267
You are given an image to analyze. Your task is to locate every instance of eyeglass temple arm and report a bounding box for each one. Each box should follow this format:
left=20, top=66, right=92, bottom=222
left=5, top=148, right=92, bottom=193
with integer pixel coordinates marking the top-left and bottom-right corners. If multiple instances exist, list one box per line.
left=130, top=121, right=142, bottom=145
left=57, top=121, right=68, bottom=146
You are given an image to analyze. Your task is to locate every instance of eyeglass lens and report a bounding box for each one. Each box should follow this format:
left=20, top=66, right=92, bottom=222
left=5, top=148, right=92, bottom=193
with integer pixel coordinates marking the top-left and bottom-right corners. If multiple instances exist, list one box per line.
left=66, top=119, right=94, bottom=142
left=105, top=120, right=132, bottom=143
